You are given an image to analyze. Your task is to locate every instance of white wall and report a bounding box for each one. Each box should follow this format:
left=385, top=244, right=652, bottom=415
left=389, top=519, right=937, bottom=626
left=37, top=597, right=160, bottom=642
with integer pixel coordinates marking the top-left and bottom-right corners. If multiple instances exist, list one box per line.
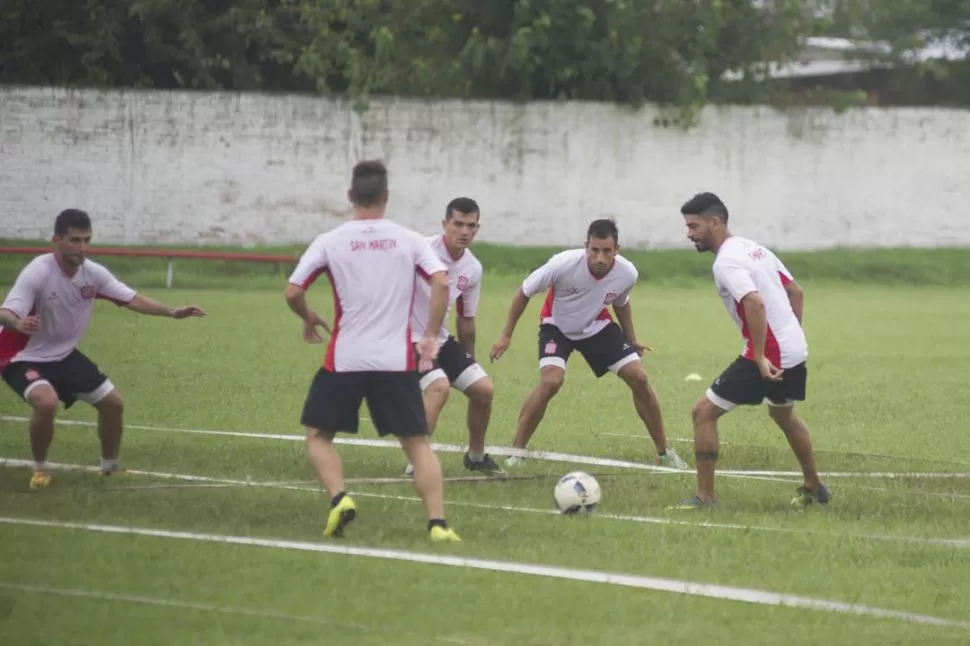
left=2, top=85, right=969, bottom=250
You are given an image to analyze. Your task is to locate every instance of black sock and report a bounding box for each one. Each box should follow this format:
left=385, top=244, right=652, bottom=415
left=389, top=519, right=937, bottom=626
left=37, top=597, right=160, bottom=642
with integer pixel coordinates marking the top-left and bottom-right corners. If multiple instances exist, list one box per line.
left=331, top=491, right=346, bottom=509
left=427, top=518, right=448, bottom=532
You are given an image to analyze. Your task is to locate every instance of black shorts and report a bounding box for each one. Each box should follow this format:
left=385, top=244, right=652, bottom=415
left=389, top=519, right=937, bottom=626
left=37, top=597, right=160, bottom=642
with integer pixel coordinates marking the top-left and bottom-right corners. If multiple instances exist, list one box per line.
left=1, top=349, right=113, bottom=409
left=538, top=322, right=640, bottom=378
left=300, top=368, right=428, bottom=438
left=417, top=336, right=487, bottom=392
left=707, top=356, right=808, bottom=411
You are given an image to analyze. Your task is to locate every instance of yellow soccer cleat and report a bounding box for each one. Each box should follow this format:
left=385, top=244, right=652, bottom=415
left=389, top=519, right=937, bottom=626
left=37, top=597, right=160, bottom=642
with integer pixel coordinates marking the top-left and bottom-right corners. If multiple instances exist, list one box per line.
left=323, top=495, right=357, bottom=538
left=429, top=526, right=461, bottom=543
left=29, top=471, right=53, bottom=489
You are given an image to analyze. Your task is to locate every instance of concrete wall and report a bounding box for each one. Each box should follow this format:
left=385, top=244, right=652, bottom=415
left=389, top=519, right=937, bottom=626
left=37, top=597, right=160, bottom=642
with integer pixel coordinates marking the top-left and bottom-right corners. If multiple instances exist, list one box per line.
left=2, top=85, right=969, bottom=250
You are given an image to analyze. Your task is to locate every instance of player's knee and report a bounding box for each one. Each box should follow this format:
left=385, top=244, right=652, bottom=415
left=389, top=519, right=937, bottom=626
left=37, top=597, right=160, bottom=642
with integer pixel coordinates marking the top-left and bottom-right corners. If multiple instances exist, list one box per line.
left=424, top=378, right=450, bottom=402
left=691, top=397, right=718, bottom=424
left=538, top=370, right=565, bottom=398
left=466, top=378, right=493, bottom=404
left=28, top=390, right=59, bottom=417
left=620, top=366, right=649, bottom=390
left=768, top=404, right=795, bottom=426
left=96, top=390, right=124, bottom=413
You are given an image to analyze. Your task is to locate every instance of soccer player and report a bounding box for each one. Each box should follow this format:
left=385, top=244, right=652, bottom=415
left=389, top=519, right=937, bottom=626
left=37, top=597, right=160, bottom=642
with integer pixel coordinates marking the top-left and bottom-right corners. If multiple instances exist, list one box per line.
left=284, top=160, right=461, bottom=543
left=675, top=192, right=830, bottom=509
left=404, top=197, right=504, bottom=478
left=489, top=219, right=688, bottom=470
left=0, top=209, right=206, bottom=489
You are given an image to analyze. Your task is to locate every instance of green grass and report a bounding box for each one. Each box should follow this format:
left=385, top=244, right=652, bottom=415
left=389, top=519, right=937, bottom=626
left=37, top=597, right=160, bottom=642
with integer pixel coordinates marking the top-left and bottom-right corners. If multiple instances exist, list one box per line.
left=1, top=251, right=970, bottom=644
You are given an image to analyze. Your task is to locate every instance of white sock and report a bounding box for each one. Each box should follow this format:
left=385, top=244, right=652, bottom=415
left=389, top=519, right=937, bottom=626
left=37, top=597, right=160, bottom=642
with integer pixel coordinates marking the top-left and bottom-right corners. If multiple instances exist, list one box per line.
left=467, top=451, right=484, bottom=462
left=33, top=461, right=48, bottom=472
left=101, top=457, right=119, bottom=472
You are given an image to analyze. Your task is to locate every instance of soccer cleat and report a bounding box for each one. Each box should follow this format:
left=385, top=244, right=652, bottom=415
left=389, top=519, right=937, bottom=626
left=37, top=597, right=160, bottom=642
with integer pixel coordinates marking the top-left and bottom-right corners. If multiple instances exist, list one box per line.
left=503, top=456, right=527, bottom=469
left=463, top=453, right=506, bottom=476
left=656, top=447, right=689, bottom=470
left=667, top=495, right=717, bottom=511
left=323, top=495, right=357, bottom=538
left=29, top=471, right=53, bottom=489
left=99, top=466, right=129, bottom=478
left=429, top=526, right=461, bottom=543
left=403, top=462, right=415, bottom=478
left=791, top=483, right=831, bottom=508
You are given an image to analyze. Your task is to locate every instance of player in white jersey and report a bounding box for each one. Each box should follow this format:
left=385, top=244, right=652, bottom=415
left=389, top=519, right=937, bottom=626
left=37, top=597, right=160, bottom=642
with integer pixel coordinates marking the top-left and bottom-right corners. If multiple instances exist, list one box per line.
left=675, top=192, right=829, bottom=510
left=489, top=219, right=687, bottom=470
left=0, top=209, right=206, bottom=489
left=284, top=160, right=461, bottom=543
left=404, top=197, right=504, bottom=478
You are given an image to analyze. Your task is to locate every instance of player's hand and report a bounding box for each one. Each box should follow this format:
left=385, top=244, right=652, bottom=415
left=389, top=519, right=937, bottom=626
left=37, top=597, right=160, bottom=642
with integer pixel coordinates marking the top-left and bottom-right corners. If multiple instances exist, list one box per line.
left=416, top=336, right=440, bottom=372
left=173, top=305, right=206, bottom=319
left=756, top=356, right=784, bottom=382
left=14, top=314, right=40, bottom=335
left=489, top=335, right=512, bottom=363
left=302, top=311, right=330, bottom=344
left=630, top=340, right=652, bottom=356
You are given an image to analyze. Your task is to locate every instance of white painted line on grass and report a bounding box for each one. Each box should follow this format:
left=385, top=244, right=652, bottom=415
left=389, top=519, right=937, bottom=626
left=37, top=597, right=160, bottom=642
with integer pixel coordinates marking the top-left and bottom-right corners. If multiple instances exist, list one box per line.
left=1, top=516, right=967, bottom=630
left=4, top=415, right=966, bottom=481
left=0, top=582, right=472, bottom=644
left=3, top=458, right=968, bottom=550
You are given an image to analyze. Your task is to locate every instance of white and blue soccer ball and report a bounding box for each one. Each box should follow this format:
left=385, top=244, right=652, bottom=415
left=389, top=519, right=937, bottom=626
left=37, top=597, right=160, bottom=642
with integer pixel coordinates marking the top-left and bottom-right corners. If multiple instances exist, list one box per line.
left=554, top=471, right=601, bottom=515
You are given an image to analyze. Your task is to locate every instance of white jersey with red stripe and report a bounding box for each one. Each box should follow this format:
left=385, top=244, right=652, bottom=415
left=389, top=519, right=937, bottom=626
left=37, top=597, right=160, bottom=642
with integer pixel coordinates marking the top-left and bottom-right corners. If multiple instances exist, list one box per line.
left=289, top=218, right=447, bottom=373
left=409, top=236, right=483, bottom=344
left=712, top=236, right=807, bottom=369
left=0, top=254, right=137, bottom=370
left=521, top=248, right=638, bottom=341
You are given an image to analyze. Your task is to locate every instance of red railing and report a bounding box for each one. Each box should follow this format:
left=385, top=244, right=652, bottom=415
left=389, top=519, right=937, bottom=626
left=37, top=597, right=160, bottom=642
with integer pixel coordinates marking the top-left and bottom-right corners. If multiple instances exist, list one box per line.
left=0, top=246, right=298, bottom=288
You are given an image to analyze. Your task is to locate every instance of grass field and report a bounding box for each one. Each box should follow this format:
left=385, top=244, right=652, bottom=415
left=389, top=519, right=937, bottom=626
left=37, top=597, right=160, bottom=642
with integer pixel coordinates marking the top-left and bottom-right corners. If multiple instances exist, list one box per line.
left=1, top=245, right=970, bottom=645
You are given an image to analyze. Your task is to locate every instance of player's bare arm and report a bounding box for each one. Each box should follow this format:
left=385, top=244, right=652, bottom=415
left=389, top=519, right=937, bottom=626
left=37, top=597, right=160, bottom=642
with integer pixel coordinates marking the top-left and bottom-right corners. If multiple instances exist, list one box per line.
left=283, top=284, right=330, bottom=343
left=124, top=294, right=206, bottom=319
left=489, top=288, right=530, bottom=362
left=456, top=315, right=477, bottom=359
left=0, top=308, right=40, bottom=334
left=612, top=301, right=651, bottom=355
left=416, top=271, right=449, bottom=370
left=740, top=291, right=783, bottom=381
left=785, top=280, right=805, bottom=324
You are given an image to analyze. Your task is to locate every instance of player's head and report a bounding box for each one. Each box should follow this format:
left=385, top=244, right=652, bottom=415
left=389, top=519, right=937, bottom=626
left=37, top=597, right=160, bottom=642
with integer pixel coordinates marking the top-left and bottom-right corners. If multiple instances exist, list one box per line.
left=442, top=197, right=480, bottom=252
left=348, top=160, right=389, bottom=210
left=585, top=218, right=619, bottom=278
left=681, top=192, right=729, bottom=253
left=52, top=209, right=93, bottom=268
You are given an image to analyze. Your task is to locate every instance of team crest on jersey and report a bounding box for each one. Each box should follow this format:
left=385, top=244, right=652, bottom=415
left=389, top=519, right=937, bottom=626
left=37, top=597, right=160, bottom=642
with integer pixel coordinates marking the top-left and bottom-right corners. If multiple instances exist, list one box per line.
left=457, top=275, right=469, bottom=291
left=603, top=291, right=618, bottom=305
left=80, top=285, right=96, bottom=299
left=544, top=341, right=558, bottom=355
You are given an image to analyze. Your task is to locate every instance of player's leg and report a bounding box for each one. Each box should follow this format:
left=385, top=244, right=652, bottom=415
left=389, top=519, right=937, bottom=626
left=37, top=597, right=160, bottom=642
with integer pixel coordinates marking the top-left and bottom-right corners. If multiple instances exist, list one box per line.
left=300, top=369, right=362, bottom=537
left=506, top=325, right=572, bottom=467
left=672, top=357, right=763, bottom=509
left=366, top=372, right=459, bottom=542
left=765, top=363, right=829, bottom=506
left=403, top=368, right=450, bottom=476
left=2, top=362, right=61, bottom=488
left=63, top=350, right=127, bottom=476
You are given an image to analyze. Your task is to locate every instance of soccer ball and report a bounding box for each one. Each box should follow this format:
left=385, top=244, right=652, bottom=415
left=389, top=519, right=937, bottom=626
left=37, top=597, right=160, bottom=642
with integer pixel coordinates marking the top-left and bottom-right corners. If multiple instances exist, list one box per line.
left=554, top=471, right=601, bottom=515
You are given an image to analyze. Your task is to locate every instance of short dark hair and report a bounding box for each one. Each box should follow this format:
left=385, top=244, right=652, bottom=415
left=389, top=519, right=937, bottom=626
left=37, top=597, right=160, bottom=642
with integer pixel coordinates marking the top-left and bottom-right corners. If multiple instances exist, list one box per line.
left=680, top=192, right=729, bottom=222
left=349, top=160, right=388, bottom=207
left=445, top=197, right=479, bottom=219
left=54, top=209, right=92, bottom=236
left=586, top=218, right=619, bottom=244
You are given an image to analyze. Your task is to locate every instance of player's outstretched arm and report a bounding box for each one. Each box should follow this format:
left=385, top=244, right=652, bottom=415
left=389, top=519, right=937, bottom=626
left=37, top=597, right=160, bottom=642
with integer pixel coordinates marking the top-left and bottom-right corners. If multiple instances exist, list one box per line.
left=489, top=288, right=530, bottom=362
left=124, top=294, right=206, bottom=319
left=612, top=301, right=651, bottom=355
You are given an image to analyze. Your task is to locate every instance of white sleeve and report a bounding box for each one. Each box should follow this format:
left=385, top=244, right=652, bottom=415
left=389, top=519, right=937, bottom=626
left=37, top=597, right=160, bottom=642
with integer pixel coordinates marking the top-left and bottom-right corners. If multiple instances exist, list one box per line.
left=289, top=235, right=330, bottom=289
left=521, top=254, right=562, bottom=298
left=614, top=265, right=638, bottom=307
left=414, top=236, right=447, bottom=278
left=715, top=257, right=758, bottom=301
left=773, top=253, right=795, bottom=286
left=91, top=263, right=137, bottom=305
left=1, top=263, right=43, bottom=318
left=457, top=263, right=482, bottom=318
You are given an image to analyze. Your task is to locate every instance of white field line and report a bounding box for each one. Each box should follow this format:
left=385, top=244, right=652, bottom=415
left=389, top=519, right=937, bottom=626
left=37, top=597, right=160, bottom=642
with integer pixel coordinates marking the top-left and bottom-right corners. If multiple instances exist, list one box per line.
left=0, top=582, right=472, bottom=644
left=1, top=516, right=968, bottom=630
left=3, top=458, right=969, bottom=550
left=3, top=415, right=966, bottom=480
